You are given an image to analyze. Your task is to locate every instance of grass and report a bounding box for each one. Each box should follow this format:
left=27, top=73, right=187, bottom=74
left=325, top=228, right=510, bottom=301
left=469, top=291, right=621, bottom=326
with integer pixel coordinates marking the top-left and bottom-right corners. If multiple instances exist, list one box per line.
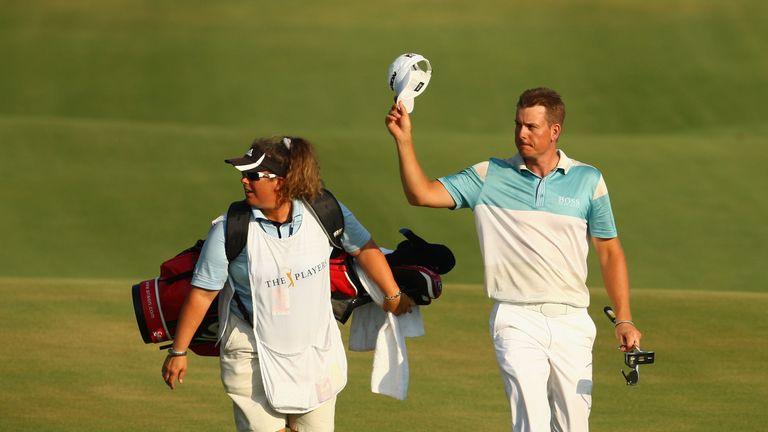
left=1, top=278, right=767, bottom=431
left=1, top=1, right=767, bottom=430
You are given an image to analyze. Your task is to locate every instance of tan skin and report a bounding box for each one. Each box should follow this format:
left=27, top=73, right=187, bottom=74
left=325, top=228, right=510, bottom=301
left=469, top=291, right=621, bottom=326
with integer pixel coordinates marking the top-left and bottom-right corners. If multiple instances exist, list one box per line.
left=385, top=101, right=642, bottom=351
left=163, top=171, right=414, bottom=426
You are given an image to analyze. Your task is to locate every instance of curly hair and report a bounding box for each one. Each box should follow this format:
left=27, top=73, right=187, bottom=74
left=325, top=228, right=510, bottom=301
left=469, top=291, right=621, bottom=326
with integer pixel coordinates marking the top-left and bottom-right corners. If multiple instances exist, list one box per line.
left=249, top=136, right=323, bottom=204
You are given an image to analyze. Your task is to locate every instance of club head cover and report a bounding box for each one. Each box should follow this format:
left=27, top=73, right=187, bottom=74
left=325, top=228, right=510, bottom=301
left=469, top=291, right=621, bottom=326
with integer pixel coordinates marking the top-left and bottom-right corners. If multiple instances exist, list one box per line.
left=392, top=265, right=442, bottom=305
left=385, top=228, right=456, bottom=275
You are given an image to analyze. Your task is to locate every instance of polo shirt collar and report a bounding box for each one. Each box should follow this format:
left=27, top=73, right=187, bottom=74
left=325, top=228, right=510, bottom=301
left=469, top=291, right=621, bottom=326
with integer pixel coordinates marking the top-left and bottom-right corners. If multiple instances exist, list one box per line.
left=250, top=199, right=304, bottom=223
left=509, top=149, right=574, bottom=175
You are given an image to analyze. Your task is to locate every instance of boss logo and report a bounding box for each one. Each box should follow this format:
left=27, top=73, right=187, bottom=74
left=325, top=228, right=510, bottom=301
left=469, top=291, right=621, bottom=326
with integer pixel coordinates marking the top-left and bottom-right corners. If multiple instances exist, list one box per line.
left=558, top=196, right=581, bottom=208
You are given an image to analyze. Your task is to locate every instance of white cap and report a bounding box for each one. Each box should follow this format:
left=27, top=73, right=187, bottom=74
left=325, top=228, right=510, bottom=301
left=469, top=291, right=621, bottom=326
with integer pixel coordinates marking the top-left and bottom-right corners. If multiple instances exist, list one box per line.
left=387, top=53, right=432, bottom=113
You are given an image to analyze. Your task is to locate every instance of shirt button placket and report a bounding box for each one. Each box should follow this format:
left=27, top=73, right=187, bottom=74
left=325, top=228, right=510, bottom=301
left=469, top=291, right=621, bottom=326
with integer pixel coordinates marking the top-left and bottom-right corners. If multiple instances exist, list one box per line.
left=535, top=178, right=546, bottom=208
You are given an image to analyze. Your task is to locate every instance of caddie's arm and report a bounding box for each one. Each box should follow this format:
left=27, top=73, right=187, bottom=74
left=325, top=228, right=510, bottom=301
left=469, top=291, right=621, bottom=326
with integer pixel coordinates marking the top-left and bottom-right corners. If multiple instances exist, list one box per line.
left=161, top=286, right=218, bottom=390
left=351, top=238, right=414, bottom=315
left=385, top=101, right=455, bottom=209
left=592, top=237, right=642, bottom=352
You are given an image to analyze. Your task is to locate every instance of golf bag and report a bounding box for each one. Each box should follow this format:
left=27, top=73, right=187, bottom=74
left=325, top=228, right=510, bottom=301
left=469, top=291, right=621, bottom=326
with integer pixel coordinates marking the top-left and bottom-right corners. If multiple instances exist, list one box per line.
left=132, top=191, right=454, bottom=356
left=328, top=227, right=454, bottom=324
left=132, top=240, right=220, bottom=356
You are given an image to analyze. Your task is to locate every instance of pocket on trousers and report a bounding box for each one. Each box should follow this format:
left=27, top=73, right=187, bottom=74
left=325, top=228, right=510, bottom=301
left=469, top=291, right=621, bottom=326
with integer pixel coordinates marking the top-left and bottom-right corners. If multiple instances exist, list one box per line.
left=221, top=315, right=255, bottom=357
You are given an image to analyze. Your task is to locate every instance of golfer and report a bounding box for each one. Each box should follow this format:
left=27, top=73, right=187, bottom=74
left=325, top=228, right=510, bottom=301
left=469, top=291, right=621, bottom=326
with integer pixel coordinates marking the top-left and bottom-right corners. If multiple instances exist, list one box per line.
left=162, top=136, right=414, bottom=432
left=385, top=88, right=643, bottom=431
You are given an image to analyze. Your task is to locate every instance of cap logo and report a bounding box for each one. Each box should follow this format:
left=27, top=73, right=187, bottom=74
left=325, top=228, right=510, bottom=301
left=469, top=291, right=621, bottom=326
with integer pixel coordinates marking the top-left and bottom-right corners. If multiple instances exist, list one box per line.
left=246, top=148, right=254, bottom=157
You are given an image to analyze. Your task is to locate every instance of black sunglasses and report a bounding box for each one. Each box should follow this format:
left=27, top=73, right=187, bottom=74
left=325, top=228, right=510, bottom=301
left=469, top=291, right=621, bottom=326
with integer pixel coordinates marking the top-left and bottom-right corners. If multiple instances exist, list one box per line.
left=243, top=171, right=279, bottom=181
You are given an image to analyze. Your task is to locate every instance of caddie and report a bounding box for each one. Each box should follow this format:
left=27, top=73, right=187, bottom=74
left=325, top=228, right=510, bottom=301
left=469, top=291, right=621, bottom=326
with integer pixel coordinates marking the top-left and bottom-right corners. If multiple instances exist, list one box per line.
left=162, top=136, right=414, bottom=432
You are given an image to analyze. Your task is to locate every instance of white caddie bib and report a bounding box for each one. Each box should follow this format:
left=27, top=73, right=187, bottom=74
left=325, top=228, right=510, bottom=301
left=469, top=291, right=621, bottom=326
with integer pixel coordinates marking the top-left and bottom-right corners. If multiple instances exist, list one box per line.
left=246, top=210, right=347, bottom=413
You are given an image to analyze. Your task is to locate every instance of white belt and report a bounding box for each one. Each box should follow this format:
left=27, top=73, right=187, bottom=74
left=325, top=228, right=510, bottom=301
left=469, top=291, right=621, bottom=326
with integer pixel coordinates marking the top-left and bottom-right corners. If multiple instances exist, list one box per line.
left=515, top=303, right=583, bottom=317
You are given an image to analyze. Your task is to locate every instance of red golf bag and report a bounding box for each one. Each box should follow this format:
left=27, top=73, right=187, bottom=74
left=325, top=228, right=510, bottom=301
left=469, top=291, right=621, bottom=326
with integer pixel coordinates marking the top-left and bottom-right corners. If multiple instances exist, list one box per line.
left=132, top=240, right=220, bottom=356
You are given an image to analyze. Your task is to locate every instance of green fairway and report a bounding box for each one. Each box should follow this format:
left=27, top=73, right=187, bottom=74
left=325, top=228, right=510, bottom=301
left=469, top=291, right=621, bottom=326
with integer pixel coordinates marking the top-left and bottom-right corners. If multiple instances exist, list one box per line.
left=1, top=0, right=767, bottom=430
left=1, top=278, right=767, bottom=431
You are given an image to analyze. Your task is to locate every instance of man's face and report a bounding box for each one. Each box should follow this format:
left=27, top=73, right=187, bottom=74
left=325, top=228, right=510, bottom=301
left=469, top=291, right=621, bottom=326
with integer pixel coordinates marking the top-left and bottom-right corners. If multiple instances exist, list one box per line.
left=514, top=105, right=561, bottom=160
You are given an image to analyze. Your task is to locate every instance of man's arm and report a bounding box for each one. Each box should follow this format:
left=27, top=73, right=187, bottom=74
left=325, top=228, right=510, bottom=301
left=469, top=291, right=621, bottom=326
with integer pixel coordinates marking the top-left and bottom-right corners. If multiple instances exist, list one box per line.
left=592, top=237, right=643, bottom=352
left=385, top=102, right=456, bottom=208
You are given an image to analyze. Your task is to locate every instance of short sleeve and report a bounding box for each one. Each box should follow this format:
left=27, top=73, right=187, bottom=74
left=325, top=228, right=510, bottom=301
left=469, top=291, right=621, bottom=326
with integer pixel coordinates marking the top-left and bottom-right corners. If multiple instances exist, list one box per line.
left=587, top=175, right=618, bottom=238
left=438, top=161, right=487, bottom=209
left=338, top=202, right=372, bottom=253
left=191, top=219, right=230, bottom=290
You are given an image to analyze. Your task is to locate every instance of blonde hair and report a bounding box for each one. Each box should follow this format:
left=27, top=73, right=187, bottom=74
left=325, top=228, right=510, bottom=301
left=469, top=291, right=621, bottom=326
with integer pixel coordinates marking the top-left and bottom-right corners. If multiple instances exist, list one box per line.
left=250, top=136, right=322, bottom=204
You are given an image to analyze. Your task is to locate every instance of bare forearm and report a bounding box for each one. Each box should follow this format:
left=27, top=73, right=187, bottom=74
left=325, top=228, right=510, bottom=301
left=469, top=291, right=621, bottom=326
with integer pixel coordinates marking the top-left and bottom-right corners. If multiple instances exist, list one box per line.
left=394, top=138, right=455, bottom=208
left=386, top=102, right=454, bottom=208
left=602, top=255, right=631, bottom=320
left=354, top=239, right=413, bottom=315
left=172, top=287, right=219, bottom=351
left=594, top=237, right=642, bottom=350
left=355, top=242, right=401, bottom=298
left=597, top=240, right=632, bottom=320
left=395, top=137, right=434, bottom=206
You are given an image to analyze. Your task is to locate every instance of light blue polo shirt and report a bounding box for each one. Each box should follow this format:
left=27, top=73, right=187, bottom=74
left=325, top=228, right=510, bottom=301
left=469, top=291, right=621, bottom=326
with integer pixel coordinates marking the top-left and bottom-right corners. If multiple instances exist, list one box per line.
left=438, top=150, right=617, bottom=307
left=191, top=199, right=371, bottom=319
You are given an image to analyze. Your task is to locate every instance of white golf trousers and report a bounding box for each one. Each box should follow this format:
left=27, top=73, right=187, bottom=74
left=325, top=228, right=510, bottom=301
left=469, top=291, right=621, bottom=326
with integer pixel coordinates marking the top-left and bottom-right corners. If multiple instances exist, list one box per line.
left=490, top=302, right=596, bottom=432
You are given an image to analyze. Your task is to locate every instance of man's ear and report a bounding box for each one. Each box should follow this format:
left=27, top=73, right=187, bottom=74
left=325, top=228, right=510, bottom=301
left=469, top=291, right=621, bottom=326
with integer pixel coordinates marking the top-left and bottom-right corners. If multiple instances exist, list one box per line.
left=551, top=123, right=562, bottom=142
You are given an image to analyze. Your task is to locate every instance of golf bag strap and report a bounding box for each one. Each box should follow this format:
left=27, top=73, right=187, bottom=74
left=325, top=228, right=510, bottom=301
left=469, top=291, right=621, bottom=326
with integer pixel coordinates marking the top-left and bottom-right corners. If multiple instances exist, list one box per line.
left=225, top=200, right=251, bottom=262
left=302, top=189, right=344, bottom=252
left=225, top=188, right=344, bottom=261
left=224, top=200, right=254, bottom=326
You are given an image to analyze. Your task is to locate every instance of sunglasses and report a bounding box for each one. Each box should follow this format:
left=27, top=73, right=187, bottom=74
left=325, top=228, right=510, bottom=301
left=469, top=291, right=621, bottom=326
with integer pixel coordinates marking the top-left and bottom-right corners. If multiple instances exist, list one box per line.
left=242, top=171, right=279, bottom=181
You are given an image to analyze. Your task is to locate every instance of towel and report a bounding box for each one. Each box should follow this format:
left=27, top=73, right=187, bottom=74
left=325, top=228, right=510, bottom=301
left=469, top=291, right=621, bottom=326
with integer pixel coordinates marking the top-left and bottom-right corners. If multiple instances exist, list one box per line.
left=348, top=261, right=425, bottom=400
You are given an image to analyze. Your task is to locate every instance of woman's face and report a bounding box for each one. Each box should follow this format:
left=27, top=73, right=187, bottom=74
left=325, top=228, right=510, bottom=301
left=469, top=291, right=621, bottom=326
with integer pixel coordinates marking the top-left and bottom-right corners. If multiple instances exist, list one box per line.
left=240, top=171, right=283, bottom=210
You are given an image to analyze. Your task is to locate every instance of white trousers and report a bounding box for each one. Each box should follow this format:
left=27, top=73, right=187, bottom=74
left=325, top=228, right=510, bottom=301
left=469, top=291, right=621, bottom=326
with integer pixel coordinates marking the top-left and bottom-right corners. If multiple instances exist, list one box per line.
left=220, top=314, right=336, bottom=432
left=490, top=302, right=596, bottom=432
